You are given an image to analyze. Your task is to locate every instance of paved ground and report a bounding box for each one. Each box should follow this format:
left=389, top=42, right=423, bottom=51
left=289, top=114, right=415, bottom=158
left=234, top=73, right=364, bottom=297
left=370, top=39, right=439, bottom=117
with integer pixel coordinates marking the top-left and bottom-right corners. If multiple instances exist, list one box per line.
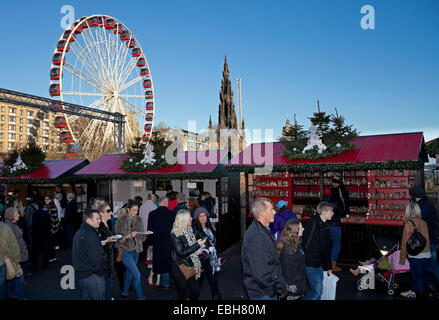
left=18, top=241, right=428, bottom=300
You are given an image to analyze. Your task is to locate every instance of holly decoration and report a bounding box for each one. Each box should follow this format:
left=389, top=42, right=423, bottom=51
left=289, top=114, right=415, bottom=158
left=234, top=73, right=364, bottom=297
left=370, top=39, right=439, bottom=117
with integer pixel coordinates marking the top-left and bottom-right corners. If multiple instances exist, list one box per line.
left=2, top=140, right=46, bottom=176
left=121, top=130, right=174, bottom=172
left=280, top=101, right=358, bottom=160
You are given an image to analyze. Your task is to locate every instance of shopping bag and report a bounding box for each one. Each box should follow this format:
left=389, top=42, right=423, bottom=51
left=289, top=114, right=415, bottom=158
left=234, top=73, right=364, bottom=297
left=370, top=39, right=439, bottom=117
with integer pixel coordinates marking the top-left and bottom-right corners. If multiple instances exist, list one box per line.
left=145, top=245, right=153, bottom=266
left=320, top=272, right=339, bottom=300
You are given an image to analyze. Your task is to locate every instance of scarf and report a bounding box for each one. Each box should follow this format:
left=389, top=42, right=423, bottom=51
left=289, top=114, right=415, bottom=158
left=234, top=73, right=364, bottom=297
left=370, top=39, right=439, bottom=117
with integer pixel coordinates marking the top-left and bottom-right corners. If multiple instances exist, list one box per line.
left=183, top=227, right=202, bottom=279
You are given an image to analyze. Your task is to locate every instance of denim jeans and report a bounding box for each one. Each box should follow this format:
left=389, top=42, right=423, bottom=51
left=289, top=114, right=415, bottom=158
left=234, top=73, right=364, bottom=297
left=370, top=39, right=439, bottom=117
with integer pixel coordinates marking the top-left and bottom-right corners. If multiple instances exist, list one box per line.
left=105, top=277, right=113, bottom=300
left=160, top=273, right=170, bottom=287
left=121, top=250, right=144, bottom=299
left=329, top=226, right=342, bottom=262
left=303, top=266, right=324, bottom=300
left=6, top=276, right=25, bottom=300
left=428, top=241, right=439, bottom=285
left=77, top=274, right=105, bottom=300
left=0, top=264, right=6, bottom=300
left=408, top=257, right=431, bottom=293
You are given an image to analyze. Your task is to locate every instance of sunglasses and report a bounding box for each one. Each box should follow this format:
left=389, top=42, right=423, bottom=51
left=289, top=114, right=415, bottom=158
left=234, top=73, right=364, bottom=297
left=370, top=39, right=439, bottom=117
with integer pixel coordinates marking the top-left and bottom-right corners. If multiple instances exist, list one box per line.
left=106, top=209, right=112, bottom=213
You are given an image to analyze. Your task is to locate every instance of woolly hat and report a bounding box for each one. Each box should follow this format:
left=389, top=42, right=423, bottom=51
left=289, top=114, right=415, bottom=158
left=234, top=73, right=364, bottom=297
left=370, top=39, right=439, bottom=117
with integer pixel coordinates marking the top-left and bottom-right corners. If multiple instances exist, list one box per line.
left=409, top=185, right=425, bottom=198
left=194, top=207, right=209, bottom=221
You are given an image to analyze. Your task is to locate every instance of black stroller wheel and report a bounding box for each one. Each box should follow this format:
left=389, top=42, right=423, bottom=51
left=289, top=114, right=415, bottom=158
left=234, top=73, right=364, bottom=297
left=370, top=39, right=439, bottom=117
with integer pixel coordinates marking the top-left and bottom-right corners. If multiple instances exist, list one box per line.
left=392, top=282, right=399, bottom=290
left=388, top=289, right=395, bottom=296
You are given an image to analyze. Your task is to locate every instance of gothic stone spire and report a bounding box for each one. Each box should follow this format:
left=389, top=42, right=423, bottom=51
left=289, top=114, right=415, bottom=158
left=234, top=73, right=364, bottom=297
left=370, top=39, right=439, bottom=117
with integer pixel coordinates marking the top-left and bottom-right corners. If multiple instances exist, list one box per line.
left=218, top=55, right=238, bottom=130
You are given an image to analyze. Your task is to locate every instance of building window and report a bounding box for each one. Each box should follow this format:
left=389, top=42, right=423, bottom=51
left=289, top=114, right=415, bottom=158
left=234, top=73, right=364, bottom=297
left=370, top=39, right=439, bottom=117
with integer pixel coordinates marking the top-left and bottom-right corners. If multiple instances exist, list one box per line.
left=19, top=118, right=23, bottom=124
left=8, top=133, right=16, bottom=139
left=19, top=110, right=23, bottom=116
left=9, top=116, right=16, bottom=123
left=19, top=127, right=23, bottom=132
left=27, top=111, right=33, bottom=117
left=43, top=122, right=49, bottom=128
left=9, top=125, right=15, bottom=131
left=8, top=142, right=15, bottom=149
left=9, top=107, right=16, bottom=114
left=1, top=115, right=3, bottom=121
left=0, top=124, right=4, bottom=129
left=1, top=106, right=4, bottom=112
left=0, top=133, right=3, bottom=138
left=27, top=120, right=33, bottom=125
left=19, top=135, right=22, bottom=141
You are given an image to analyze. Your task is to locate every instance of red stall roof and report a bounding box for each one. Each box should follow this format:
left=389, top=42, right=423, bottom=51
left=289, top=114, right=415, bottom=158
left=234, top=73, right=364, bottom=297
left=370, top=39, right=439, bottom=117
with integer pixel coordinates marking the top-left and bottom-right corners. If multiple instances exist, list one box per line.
left=0, top=159, right=88, bottom=180
left=75, top=150, right=229, bottom=177
left=225, top=132, right=425, bottom=167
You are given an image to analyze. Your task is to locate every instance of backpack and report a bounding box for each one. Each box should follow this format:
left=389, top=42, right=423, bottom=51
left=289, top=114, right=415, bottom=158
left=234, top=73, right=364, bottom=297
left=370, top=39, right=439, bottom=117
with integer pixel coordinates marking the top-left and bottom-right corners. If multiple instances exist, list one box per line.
left=406, top=220, right=427, bottom=256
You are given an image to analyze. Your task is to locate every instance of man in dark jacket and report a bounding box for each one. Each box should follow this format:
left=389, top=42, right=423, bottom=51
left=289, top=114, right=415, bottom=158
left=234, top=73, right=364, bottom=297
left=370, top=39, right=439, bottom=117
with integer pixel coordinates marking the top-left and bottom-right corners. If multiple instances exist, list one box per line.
left=31, top=201, right=50, bottom=270
left=199, top=192, right=216, bottom=219
left=172, top=193, right=187, bottom=220
left=72, top=209, right=106, bottom=300
left=148, top=197, right=174, bottom=288
left=241, top=197, right=288, bottom=300
left=329, top=178, right=349, bottom=272
left=410, top=185, right=439, bottom=287
left=64, top=193, right=79, bottom=248
left=302, top=201, right=334, bottom=300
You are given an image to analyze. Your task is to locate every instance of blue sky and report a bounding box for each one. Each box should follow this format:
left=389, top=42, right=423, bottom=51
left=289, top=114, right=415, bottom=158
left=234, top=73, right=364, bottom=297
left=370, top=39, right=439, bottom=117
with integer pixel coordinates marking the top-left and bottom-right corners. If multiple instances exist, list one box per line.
left=0, top=0, right=438, bottom=143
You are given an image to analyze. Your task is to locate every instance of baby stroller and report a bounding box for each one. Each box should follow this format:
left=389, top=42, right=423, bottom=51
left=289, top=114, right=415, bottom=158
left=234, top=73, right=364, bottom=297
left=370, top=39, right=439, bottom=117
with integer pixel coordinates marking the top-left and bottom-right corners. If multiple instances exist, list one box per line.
left=356, top=235, right=410, bottom=296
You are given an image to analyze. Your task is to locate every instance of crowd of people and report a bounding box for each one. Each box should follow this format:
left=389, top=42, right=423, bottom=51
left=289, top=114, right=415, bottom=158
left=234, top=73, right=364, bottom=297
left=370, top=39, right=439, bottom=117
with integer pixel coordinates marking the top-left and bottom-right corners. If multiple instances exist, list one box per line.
left=1, top=179, right=439, bottom=301
left=242, top=182, right=439, bottom=301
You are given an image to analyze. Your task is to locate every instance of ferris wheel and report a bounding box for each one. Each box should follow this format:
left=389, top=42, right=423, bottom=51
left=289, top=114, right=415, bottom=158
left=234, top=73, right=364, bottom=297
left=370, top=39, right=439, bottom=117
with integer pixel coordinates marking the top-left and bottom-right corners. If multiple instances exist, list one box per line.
left=49, top=14, right=154, bottom=158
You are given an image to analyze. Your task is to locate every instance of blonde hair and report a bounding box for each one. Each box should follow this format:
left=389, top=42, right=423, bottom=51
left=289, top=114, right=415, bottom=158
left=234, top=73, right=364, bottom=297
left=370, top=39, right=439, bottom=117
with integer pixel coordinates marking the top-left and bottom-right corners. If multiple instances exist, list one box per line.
left=172, top=209, right=191, bottom=236
left=404, top=202, right=421, bottom=221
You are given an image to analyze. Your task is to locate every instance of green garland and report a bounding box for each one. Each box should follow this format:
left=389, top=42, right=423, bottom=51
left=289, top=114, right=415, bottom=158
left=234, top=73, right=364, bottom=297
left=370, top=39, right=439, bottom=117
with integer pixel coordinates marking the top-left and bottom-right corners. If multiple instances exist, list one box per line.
left=2, top=141, right=46, bottom=177
left=225, top=159, right=425, bottom=174
left=426, top=139, right=439, bottom=158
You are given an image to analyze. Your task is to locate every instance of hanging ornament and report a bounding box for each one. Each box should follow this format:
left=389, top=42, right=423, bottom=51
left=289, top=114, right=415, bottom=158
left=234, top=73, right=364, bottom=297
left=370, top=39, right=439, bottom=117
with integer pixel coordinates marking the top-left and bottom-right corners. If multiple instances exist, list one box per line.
left=140, top=144, right=156, bottom=165
left=70, top=143, right=81, bottom=153
left=10, top=154, right=28, bottom=173
left=336, top=143, right=341, bottom=148
left=303, top=125, right=327, bottom=154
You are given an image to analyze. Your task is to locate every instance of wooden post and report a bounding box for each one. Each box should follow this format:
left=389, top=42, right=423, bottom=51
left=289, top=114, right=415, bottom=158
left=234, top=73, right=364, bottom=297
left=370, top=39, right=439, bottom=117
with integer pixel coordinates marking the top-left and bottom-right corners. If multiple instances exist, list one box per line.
left=152, top=179, right=156, bottom=194
left=320, top=172, right=324, bottom=199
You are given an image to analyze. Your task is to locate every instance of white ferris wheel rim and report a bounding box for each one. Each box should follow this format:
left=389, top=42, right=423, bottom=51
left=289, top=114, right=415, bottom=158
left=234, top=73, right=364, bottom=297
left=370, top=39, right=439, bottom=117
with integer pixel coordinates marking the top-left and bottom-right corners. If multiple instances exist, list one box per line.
left=49, top=14, right=155, bottom=147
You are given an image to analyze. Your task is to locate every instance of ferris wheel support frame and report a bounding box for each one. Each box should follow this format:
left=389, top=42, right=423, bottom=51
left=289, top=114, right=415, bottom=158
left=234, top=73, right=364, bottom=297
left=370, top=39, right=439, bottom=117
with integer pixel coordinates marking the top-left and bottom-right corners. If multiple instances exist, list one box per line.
left=0, top=87, right=126, bottom=153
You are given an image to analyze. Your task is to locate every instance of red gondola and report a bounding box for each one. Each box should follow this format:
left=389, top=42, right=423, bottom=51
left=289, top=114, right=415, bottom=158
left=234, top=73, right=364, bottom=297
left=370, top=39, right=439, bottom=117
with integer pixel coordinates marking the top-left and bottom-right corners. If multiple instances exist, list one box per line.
left=105, top=18, right=115, bottom=29
left=126, top=39, right=135, bottom=48
left=137, top=58, right=145, bottom=67
left=145, top=102, right=154, bottom=110
left=113, top=23, right=122, bottom=34
left=52, top=53, right=65, bottom=65
left=50, top=68, right=61, bottom=80
left=62, top=30, right=75, bottom=42
left=144, top=124, right=152, bottom=132
left=57, top=40, right=69, bottom=52
left=120, top=30, right=130, bottom=41
left=67, top=143, right=78, bottom=155
left=132, top=48, right=141, bottom=57
left=88, top=17, right=100, bottom=27
left=49, top=84, right=60, bottom=96
left=142, top=134, right=149, bottom=143
left=143, top=79, right=152, bottom=88
left=145, top=113, right=153, bottom=121
left=140, top=68, right=149, bottom=77
left=145, top=90, right=153, bottom=99
left=60, top=131, right=73, bottom=143
left=54, top=116, right=67, bottom=128
left=72, top=21, right=82, bottom=34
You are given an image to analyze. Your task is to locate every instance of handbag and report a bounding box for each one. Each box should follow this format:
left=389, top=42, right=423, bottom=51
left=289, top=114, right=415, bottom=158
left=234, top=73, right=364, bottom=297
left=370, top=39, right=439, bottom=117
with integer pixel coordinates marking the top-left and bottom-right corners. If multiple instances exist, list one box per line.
left=0, top=239, right=23, bottom=280
left=406, top=220, right=427, bottom=256
left=172, top=252, right=196, bottom=280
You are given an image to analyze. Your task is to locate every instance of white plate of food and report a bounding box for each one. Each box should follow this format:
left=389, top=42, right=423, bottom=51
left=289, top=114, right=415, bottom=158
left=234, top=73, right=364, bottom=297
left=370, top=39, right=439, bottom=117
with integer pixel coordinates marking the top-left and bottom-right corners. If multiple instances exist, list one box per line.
left=137, top=231, right=154, bottom=235
left=109, top=235, right=123, bottom=240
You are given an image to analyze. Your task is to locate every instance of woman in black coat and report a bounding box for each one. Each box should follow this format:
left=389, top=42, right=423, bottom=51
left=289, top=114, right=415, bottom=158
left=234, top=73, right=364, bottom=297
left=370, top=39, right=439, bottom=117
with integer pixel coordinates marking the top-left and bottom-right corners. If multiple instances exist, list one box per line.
left=170, top=210, right=206, bottom=300
left=278, top=219, right=309, bottom=300
left=96, top=202, right=117, bottom=300
left=31, top=201, right=50, bottom=270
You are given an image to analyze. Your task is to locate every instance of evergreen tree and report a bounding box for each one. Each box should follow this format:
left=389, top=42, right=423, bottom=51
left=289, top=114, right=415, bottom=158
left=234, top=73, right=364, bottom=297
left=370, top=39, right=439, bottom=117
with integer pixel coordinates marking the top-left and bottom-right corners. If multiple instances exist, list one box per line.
left=308, top=100, right=331, bottom=142
left=327, top=108, right=359, bottom=147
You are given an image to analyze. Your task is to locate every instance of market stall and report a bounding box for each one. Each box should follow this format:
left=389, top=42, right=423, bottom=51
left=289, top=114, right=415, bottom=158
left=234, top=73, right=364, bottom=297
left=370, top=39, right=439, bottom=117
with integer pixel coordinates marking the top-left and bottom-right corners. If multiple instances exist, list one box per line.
left=225, top=132, right=428, bottom=262
left=0, top=158, right=89, bottom=209
left=74, top=150, right=241, bottom=252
